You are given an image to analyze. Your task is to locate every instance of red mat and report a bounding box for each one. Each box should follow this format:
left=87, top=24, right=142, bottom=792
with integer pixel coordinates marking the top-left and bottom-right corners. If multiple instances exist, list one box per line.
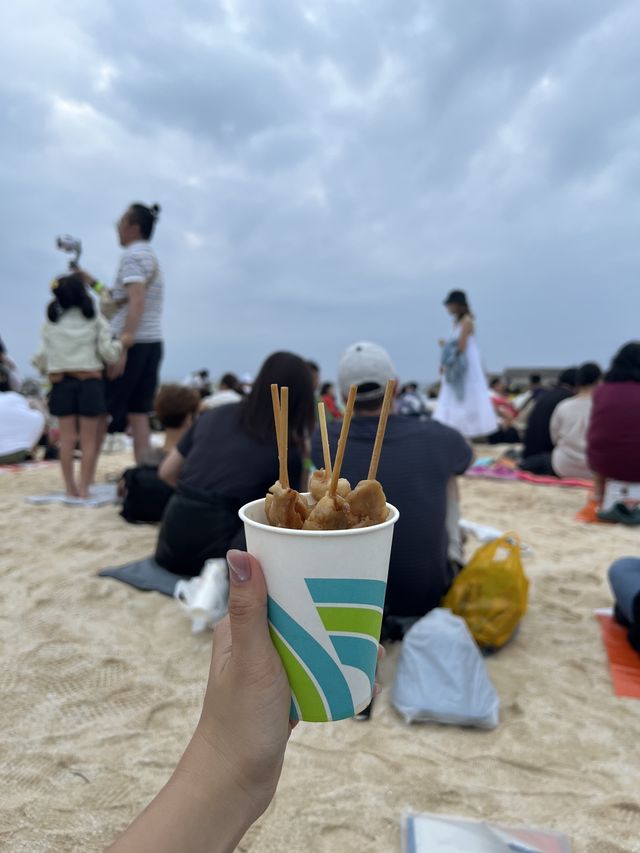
left=516, top=471, right=592, bottom=488
left=596, top=613, right=640, bottom=698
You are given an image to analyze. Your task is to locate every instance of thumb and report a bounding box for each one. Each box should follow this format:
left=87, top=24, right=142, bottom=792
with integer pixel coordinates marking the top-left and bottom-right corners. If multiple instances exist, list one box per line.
left=226, top=550, right=271, bottom=665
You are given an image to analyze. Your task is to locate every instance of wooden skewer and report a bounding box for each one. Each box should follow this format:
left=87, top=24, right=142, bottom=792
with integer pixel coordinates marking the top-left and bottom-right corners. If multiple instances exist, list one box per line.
left=329, top=384, right=357, bottom=496
left=318, top=402, right=332, bottom=477
left=271, top=383, right=282, bottom=448
left=368, top=379, right=395, bottom=480
left=280, top=386, right=289, bottom=489
left=271, top=383, right=287, bottom=487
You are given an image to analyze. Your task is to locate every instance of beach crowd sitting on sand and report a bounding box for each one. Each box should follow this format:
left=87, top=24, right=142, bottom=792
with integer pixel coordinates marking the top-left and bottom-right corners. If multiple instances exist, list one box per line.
left=2, top=201, right=640, bottom=849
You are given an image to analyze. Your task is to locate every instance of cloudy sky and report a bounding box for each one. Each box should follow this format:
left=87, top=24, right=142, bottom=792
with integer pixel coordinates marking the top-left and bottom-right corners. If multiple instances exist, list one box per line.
left=2, top=0, right=639, bottom=385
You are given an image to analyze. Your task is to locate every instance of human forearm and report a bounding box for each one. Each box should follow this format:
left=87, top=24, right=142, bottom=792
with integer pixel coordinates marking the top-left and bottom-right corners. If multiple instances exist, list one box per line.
left=122, top=302, right=144, bottom=346
left=108, top=553, right=291, bottom=852
left=108, top=733, right=254, bottom=853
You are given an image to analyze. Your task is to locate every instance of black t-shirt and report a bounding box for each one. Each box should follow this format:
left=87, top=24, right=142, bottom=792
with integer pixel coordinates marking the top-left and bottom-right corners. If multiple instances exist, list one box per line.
left=523, top=387, right=574, bottom=458
left=311, top=415, right=472, bottom=618
left=176, top=403, right=302, bottom=505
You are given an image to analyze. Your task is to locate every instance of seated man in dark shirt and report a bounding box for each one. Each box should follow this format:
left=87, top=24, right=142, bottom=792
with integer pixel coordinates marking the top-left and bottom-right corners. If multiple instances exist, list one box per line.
left=519, top=368, right=577, bottom=475
left=311, top=342, right=473, bottom=641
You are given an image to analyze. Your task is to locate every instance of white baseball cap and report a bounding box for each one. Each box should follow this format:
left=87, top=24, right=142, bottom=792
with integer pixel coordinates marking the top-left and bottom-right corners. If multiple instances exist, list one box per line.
left=337, top=341, right=396, bottom=402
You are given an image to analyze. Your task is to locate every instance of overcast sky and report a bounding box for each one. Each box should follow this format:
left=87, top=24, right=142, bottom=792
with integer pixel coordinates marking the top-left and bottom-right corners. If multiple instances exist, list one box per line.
left=2, top=0, right=639, bottom=386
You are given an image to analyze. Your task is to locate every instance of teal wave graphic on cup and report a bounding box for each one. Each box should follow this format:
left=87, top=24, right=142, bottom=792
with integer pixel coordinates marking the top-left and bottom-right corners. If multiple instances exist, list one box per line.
left=268, top=578, right=386, bottom=722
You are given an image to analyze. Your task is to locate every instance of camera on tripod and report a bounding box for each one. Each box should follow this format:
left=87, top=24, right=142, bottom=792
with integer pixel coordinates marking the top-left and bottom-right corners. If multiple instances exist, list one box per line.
left=56, top=235, right=82, bottom=270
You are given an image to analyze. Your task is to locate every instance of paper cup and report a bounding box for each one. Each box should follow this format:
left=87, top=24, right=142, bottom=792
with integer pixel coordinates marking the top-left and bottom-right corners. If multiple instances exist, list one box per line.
left=240, top=496, right=399, bottom=722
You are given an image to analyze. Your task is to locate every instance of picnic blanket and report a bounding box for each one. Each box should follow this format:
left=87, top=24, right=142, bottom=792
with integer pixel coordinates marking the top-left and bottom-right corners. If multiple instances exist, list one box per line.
left=596, top=610, right=640, bottom=699
left=25, top=482, right=118, bottom=507
left=0, top=460, right=56, bottom=474
left=99, top=555, right=182, bottom=597
left=465, top=457, right=592, bottom=489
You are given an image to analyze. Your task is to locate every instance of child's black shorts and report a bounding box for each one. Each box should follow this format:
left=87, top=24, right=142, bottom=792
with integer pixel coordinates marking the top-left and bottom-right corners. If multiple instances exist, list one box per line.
left=49, top=376, right=107, bottom=418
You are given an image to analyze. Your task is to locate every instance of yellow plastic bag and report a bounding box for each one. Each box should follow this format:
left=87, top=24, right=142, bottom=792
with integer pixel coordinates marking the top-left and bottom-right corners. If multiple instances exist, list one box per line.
left=442, top=533, right=529, bottom=649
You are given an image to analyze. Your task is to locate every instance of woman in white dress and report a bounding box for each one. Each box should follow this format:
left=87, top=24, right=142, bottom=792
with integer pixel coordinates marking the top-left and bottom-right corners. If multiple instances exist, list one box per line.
left=434, top=290, right=497, bottom=439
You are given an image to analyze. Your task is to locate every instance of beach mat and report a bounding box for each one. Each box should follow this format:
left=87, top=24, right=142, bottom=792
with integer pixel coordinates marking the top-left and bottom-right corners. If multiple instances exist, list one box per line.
left=99, top=556, right=182, bottom=597
left=26, top=482, right=118, bottom=507
left=0, top=460, right=56, bottom=474
left=517, top=471, right=592, bottom=489
left=465, top=460, right=591, bottom=489
left=596, top=612, right=640, bottom=699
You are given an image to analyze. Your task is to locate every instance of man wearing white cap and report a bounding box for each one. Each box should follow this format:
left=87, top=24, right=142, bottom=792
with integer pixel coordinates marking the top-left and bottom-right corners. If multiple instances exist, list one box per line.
left=311, top=342, right=472, bottom=641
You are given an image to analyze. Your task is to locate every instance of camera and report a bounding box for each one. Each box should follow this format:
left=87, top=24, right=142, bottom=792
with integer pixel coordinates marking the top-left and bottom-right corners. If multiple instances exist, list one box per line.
left=56, top=235, right=82, bottom=269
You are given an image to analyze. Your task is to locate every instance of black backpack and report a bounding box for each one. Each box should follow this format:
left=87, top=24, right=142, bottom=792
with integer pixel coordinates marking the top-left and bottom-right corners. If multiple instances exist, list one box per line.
left=120, top=465, right=174, bottom=524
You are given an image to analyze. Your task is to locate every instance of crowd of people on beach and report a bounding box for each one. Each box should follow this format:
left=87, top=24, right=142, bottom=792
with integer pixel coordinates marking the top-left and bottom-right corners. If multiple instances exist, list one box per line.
left=2, top=200, right=640, bottom=847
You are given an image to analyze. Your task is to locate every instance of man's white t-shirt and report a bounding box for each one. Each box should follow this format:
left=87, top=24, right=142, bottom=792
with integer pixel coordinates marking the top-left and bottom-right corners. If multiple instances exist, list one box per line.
left=110, top=240, right=163, bottom=343
left=0, top=392, right=45, bottom=457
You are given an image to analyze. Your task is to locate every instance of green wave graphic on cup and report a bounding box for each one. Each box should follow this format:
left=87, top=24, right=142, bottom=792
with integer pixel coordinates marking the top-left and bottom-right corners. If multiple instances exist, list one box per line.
left=268, top=578, right=386, bottom=722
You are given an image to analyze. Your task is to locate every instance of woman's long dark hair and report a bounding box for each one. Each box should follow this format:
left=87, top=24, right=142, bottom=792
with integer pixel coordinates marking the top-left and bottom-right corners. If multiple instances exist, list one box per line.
left=240, top=352, right=315, bottom=449
left=605, top=342, right=640, bottom=383
left=47, top=274, right=95, bottom=323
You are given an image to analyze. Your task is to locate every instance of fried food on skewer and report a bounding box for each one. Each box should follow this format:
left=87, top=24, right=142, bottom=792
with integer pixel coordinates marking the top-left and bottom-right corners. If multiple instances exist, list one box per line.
left=303, top=493, right=351, bottom=530
left=345, top=379, right=394, bottom=527
left=265, top=385, right=309, bottom=528
left=265, top=480, right=309, bottom=529
left=345, top=479, right=387, bottom=527
left=304, top=385, right=357, bottom=530
left=309, top=401, right=351, bottom=500
left=309, top=469, right=351, bottom=502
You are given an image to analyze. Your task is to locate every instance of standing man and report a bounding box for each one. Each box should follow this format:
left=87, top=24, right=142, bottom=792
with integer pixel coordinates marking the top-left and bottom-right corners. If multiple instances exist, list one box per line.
left=85, top=202, right=164, bottom=463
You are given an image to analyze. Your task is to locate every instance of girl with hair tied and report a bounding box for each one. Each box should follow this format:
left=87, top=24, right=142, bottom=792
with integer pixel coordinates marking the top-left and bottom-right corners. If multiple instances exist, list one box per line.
left=33, top=273, right=123, bottom=498
left=434, top=289, right=497, bottom=439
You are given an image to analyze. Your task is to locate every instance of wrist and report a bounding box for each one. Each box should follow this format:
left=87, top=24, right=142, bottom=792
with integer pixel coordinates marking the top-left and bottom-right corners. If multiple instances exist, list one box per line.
left=120, top=333, right=135, bottom=350
left=173, top=730, right=260, bottom=846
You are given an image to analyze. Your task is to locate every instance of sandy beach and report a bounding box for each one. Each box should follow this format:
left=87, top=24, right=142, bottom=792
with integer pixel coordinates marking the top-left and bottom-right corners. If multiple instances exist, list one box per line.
left=1, top=452, right=639, bottom=852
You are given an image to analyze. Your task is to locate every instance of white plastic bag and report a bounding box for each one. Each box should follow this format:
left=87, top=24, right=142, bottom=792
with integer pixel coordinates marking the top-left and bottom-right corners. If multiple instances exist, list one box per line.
left=392, top=608, right=500, bottom=729
left=174, top=558, right=229, bottom=633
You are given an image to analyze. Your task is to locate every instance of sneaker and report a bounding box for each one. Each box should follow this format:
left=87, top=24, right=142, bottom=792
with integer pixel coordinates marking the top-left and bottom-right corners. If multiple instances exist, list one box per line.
left=598, top=502, right=640, bottom=526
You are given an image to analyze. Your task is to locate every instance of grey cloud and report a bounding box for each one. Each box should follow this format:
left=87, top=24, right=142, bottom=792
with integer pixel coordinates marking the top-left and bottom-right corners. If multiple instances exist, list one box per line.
left=1, top=0, right=639, bottom=385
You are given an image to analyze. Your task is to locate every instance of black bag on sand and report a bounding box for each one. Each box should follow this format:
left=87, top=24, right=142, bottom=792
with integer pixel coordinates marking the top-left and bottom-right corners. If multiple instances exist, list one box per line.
left=120, top=466, right=174, bottom=524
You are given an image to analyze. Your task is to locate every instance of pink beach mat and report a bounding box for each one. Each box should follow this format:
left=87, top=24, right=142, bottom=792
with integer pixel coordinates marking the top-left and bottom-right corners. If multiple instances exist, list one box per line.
left=465, top=460, right=592, bottom=489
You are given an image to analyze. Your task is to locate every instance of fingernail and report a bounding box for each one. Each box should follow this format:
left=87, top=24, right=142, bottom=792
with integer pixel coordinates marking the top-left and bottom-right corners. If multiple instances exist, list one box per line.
left=373, top=683, right=382, bottom=697
left=227, top=550, right=251, bottom=583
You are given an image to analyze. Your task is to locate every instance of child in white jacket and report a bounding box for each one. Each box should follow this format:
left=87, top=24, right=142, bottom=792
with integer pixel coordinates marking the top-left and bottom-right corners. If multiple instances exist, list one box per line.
left=33, top=274, right=123, bottom=498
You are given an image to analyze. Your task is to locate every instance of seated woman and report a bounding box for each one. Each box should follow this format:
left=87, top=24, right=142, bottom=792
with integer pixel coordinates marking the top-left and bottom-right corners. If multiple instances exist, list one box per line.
left=609, top=557, right=640, bottom=652
left=119, top=384, right=200, bottom=524
left=579, top=342, right=640, bottom=522
left=549, top=362, right=601, bottom=479
left=487, top=377, right=520, bottom=444
left=200, top=372, right=245, bottom=410
left=155, top=352, right=315, bottom=576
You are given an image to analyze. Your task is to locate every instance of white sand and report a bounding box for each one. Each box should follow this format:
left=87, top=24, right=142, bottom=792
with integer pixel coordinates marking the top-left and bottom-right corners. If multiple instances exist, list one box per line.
left=1, top=453, right=640, bottom=852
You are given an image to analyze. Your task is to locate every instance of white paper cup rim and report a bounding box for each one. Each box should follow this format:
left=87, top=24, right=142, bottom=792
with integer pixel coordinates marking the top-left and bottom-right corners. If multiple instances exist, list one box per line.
left=239, top=496, right=399, bottom=538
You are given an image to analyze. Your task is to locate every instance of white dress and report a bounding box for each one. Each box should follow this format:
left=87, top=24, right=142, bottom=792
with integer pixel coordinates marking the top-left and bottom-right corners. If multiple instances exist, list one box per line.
left=434, top=325, right=497, bottom=439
